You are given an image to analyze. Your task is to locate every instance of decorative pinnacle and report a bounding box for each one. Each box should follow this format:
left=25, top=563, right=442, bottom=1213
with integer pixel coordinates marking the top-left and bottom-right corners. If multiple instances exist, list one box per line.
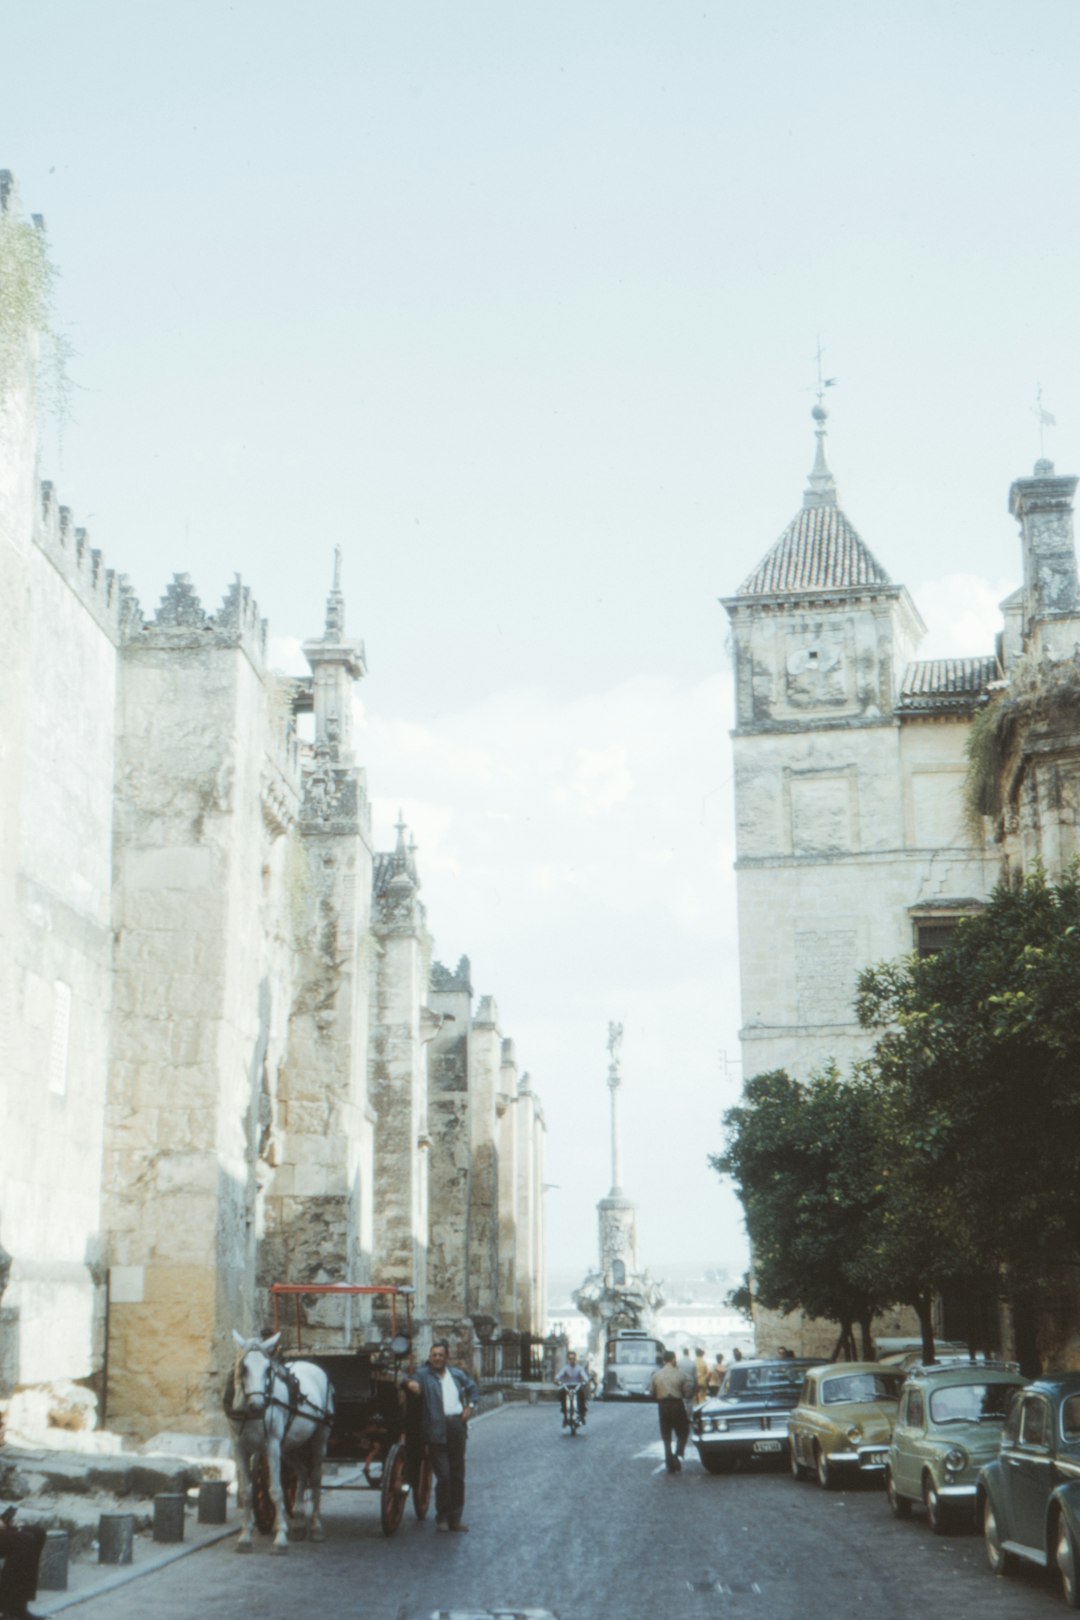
left=324, top=545, right=345, bottom=640
left=804, top=339, right=839, bottom=511
left=395, top=809, right=407, bottom=852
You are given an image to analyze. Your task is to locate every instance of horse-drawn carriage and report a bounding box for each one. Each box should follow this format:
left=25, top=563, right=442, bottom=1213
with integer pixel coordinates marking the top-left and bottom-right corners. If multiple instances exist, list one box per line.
left=233, top=1282, right=433, bottom=1548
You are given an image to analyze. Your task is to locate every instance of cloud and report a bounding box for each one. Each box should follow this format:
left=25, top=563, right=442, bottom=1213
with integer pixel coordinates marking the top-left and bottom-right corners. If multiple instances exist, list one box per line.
left=913, top=573, right=1014, bottom=660
left=359, top=672, right=747, bottom=1278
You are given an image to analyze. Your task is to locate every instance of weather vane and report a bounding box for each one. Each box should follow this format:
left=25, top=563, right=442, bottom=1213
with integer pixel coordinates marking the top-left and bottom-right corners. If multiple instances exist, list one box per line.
left=1034, top=383, right=1057, bottom=460
left=813, top=336, right=837, bottom=409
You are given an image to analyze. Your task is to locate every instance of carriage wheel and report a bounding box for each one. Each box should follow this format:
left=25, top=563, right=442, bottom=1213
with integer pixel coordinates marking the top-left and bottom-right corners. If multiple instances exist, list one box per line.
left=252, top=1456, right=298, bottom=1534
left=380, top=1440, right=410, bottom=1536
left=412, top=1452, right=433, bottom=1520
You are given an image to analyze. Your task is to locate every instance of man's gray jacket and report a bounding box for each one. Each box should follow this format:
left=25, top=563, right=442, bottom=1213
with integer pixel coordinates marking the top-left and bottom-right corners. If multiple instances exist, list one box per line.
left=412, top=1363, right=480, bottom=1445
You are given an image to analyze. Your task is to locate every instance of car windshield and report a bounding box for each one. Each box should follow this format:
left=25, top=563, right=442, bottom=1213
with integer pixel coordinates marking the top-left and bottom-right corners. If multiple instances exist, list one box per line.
left=821, top=1372, right=904, bottom=1405
left=928, top=1382, right=1016, bottom=1424
left=612, top=1341, right=658, bottom=1364
left=726, top=1365, right=804, bottom=1394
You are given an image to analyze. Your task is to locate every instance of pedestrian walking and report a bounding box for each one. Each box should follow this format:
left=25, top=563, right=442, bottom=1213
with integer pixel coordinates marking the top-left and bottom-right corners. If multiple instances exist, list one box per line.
left=707, top=1352, right=725, bottom=1396
left=405, top=1340, right=479, bottom=1532
left=693, top=1347, right=710, bottom=1406
left=650, top=1350, right=693, bottom=1473
left=0, top=1508, right=46, bottom=1620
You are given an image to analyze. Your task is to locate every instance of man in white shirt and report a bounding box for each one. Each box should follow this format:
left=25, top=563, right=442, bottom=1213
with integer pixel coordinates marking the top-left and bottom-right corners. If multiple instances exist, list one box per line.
left=406, top=1340, right=479, bottom=1532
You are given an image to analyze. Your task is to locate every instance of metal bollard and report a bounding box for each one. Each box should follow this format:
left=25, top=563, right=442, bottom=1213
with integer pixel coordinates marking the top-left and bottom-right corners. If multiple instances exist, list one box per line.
left=153, top=1493, right=186, bottom=1543
left=197, top=1479, right=229, bottom=1524
left=38, top=1528, right=69, bottom=1590
left=98, top=1512, right=135, bottom=1565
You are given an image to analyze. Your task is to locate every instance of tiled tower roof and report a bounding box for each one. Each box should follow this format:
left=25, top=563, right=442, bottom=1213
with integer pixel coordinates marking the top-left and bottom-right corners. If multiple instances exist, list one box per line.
left=735, top=402, right=892, bottom=598
left=738, top=505, right=892, bottom=596
left=897, top=657, right=1001, bottom=714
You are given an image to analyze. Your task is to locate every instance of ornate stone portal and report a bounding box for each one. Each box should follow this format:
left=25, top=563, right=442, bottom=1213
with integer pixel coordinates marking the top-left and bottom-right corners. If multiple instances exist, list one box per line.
left=572, top=1024, right=663, bottom=1365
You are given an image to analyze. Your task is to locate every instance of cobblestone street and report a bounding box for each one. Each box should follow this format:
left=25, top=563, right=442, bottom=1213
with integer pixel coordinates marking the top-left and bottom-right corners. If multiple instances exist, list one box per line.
left=39, top=1402, right=1067, bottom=1620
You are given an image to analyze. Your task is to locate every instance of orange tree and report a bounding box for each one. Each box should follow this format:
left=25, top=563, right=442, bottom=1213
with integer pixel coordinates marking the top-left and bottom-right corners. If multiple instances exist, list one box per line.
left=855, top=868, right=1080, bottom=1373
left=712, top=1064, right=890, bottom=1360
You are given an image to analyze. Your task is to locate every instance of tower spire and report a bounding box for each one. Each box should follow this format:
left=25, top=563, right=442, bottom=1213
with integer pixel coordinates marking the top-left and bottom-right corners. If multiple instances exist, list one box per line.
left=303, top=548, right=366, bottom=759
left=804, top=341, right=839, bottom=510
left=324, top=544, right=346, bottom=639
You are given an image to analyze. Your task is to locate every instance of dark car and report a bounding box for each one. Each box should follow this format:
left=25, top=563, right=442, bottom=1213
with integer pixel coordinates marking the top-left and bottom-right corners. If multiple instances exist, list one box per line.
left=692, top=1358, right=820, bottom=1474
left=977, top=1374, right=1080, bottom=1607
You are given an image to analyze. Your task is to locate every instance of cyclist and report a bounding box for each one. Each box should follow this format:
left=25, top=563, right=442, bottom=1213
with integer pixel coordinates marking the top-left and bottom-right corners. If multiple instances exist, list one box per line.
left=554, top=1349, right=593, bottom=1427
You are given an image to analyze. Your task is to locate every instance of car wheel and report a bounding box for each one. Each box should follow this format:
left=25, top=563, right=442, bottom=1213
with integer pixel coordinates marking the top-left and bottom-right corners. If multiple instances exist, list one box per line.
left=924, top=1476, right=951, bottom=1535
left=814, top=1444, right=837, bottom=1490
left=984, top=1499, right=1015, bottom=1577
left=700, top=1452, right=736, bottom=1476
left=1055, top=1516, right=1080, bottom=1609
left=790, top=1437, right=808, bottom=1481
left=886, top=1466, right=911, bottom=1520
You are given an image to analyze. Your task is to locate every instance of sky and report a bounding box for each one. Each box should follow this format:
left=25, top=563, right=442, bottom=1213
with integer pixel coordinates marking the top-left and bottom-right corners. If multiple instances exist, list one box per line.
left=5, top=0, right=1080, bottom=1288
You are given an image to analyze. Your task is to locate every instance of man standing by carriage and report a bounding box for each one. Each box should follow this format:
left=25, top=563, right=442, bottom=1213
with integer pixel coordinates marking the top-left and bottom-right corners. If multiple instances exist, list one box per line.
left=405, top=1340, right=478, bottom=1533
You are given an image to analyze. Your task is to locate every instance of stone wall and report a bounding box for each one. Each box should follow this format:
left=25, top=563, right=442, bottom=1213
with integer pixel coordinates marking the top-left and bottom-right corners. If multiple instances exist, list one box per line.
left=425, top=960, right=473, bottom=1329
left=368, top=828, right=431, bottom=1317
left=103, top=582, right=300, bottom=1433
left=0, top=177, right=549, bottom=1435
left=0, top=206, right=128, bottom=1404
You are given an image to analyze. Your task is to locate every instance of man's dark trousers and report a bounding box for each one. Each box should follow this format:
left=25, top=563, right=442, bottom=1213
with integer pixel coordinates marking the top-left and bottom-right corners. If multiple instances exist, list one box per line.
left=0, top=1522, right=46, bottom=1615
left=657, top=1397, right=689, bottom=1471
left=430, top=1413, right=468, bottom=1526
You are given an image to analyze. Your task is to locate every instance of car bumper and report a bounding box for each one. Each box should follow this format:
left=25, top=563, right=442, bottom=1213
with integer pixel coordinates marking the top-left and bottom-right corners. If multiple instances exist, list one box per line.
left=825, top=1446, right=890, bottom=1472
left=937, top=1482, right=978, bottom=1500
left=694, top=1426, right=788, bottom=1461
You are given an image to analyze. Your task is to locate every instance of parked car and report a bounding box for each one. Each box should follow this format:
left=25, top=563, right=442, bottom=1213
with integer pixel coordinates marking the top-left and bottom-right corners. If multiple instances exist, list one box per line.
left=692, top=1358, right=819, bottom=1475
left=789, top=1362, right=906, bottom=1488
left=977, top=1374, right=1080, bottom=1607
left=875, top=1338, right=974, bottom=1369
left=885, top=1360, right=1027, bottom=1533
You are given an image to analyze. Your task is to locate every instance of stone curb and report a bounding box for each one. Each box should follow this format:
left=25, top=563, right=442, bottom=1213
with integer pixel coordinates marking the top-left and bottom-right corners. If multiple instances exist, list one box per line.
left=34, top=1521, right=238, bottom=1615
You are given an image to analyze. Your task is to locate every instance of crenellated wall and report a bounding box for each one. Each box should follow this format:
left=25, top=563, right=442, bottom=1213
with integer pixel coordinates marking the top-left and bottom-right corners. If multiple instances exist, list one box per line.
left=0, top=174, right=548, bottom=1440
left=0, top=172, right=133, bottom=1401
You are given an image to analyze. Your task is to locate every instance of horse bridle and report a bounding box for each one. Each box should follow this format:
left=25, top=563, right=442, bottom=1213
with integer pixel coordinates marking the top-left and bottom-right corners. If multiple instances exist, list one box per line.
left=227, top=1351, right=333, bottom=1436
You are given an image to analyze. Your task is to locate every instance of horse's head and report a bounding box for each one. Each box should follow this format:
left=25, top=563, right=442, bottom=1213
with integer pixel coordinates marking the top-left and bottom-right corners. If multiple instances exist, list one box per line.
left=228, top=1330, right=282, bottom=1419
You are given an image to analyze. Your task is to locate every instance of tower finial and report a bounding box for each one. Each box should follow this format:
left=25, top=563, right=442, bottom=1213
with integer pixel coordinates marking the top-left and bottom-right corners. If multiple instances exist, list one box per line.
left=395, top=808, right=407, bottom=852
left=804, top=341, right=839, bottom=510
left=324, top=546, right=345, bottom=639
left=1034, top=383, right=1057, bottom=469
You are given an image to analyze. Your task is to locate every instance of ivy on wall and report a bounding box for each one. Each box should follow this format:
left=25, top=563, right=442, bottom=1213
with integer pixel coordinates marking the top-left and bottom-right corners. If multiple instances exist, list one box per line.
left=0, top=206, right=71, bottom=426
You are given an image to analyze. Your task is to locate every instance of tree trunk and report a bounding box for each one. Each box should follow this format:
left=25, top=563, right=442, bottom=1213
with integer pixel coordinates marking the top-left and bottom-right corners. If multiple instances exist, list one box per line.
left=1010, top=1291, right=1041, bottom=1380
left=858, top=1312, right=874, bottom=1361
left=915, top=1291, right=936, bottom=1365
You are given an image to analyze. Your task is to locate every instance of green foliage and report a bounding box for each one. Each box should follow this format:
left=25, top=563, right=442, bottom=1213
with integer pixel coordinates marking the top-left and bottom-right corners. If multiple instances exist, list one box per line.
left=713, top=1065, right=891, bottom=1347
left=964, top=655, right=1080, bottom=834
left=726, top=1271, right=754, bottom=1320
left=857, top=867, right=1080, bottom=1297
left=0, top=207, right=70, bottom=424
left=715, top=871, right=1080, bottom=1368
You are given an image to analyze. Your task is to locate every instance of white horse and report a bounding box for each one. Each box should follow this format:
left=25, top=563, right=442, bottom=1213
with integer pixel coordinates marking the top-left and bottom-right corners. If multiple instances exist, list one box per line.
left=227, top=1331, right=335, bottom=1554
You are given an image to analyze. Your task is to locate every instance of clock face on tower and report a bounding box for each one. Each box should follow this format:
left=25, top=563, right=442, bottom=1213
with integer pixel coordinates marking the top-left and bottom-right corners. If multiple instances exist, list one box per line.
left=785, top=637, right=848, bottom=708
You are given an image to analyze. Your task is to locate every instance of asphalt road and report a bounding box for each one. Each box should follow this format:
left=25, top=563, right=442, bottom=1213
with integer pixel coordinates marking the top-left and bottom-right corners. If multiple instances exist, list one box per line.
left=63, top=1400, right=1067, bottom=1620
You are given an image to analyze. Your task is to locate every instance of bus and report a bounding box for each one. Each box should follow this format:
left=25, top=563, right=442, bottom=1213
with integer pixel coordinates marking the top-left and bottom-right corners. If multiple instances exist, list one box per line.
left=603, top=1328, right=665, bottom=1400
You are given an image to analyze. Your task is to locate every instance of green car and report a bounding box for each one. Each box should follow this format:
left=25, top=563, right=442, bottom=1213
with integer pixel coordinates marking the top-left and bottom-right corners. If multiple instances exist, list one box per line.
left=885, top=1361, right=1028, bottom=1534
left=789, top=1362, right=906, bottom=1488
